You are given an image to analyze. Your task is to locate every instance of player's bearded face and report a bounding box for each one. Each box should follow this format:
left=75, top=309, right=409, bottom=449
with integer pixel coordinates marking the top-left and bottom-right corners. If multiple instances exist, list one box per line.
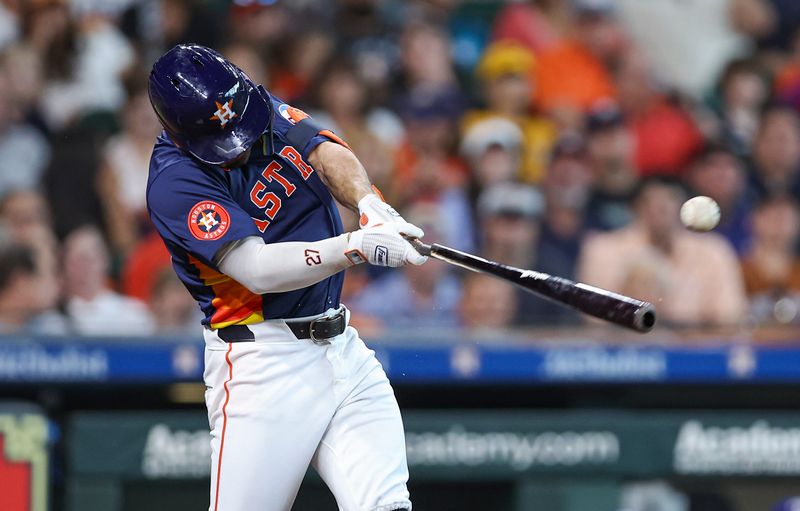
left=223, top=147, right=253, bottom=169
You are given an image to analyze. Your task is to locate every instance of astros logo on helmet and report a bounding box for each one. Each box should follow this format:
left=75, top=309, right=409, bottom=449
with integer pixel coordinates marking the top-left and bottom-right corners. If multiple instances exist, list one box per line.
left=210, top=100, right=238, bottom=127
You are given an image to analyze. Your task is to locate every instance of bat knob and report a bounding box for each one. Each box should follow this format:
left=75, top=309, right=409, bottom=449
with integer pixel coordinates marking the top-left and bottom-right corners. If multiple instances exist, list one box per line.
left=633, top=303, right=657, bottom=333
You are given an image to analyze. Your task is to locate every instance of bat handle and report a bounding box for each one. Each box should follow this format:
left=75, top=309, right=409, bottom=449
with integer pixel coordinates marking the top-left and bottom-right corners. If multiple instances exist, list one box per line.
left=405, top=236, right=432, bottom=257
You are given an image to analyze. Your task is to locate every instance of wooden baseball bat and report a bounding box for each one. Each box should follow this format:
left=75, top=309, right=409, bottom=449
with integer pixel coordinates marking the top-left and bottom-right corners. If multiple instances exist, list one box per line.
left=409, top=239, right=656, bottom=333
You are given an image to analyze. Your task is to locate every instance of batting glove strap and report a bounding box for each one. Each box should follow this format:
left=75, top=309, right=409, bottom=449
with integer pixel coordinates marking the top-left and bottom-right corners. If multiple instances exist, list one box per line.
left=358, top=192, right=403, bottom=229
left=346, top=223, right=428, bottom=267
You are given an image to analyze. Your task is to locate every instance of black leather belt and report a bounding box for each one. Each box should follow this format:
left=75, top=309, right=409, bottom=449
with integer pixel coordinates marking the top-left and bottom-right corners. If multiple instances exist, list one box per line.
left=217, top=309, right=346, bottom=344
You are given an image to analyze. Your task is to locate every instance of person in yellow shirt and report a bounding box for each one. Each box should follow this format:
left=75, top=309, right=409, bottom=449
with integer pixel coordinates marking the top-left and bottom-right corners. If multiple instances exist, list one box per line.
left=462, top=41, right=556, bottom=183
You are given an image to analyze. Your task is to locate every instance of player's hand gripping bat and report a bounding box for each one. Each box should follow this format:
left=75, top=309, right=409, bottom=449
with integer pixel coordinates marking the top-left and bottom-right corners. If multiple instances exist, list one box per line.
left=408, top=239, right=656, bottom=333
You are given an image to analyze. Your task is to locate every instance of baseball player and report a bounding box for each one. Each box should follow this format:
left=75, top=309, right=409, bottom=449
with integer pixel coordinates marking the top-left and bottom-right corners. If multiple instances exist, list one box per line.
left=146, top=44, right=425, bottom=511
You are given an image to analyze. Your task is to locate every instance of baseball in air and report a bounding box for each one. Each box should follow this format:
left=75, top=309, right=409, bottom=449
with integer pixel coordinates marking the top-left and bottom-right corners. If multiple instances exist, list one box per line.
left=680, top=196, right=720, bottom=231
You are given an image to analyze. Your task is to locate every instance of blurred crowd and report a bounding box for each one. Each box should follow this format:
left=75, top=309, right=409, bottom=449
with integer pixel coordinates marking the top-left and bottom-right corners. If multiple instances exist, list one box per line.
left=2, top=0, right=800, bottom=337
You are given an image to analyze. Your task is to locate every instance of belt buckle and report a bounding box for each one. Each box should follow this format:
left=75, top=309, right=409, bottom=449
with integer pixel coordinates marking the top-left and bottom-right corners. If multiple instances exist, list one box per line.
left=309, top=312, right=339, bottom=345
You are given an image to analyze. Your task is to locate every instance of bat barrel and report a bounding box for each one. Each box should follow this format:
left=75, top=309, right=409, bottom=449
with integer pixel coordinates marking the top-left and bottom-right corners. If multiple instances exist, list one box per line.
left=410, top=240, right=657, bottom=333
left=551, top=278, right=656, bottom=333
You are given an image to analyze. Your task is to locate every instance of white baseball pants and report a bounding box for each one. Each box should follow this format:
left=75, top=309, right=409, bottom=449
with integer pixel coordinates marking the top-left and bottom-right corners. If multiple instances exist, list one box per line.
left=203, top=312, right=411, bottom=511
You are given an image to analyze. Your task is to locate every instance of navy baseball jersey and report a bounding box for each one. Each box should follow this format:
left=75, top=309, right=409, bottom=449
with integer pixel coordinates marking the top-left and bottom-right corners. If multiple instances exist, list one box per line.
left=147, top=95, right=348, bottom=328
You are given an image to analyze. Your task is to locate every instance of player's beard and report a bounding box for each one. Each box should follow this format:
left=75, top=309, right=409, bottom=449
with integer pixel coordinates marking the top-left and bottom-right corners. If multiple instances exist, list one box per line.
left=223, top=147, right=253, bottom=169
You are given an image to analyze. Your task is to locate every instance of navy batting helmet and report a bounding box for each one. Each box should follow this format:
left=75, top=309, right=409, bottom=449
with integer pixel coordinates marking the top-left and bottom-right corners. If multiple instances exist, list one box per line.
left=148, top=44, right=272, bottom=165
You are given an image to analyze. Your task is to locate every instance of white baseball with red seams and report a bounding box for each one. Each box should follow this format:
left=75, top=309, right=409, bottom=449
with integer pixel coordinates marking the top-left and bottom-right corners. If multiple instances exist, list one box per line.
left=680, top=195, right=721, bottom=232
left=204, top=308, right=411, bottom=511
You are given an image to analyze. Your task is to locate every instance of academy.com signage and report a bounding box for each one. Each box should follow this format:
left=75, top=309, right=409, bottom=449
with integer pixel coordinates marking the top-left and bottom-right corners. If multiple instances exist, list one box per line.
left=68, top=411, right=800, bottom=482
left=138, top=422, right=622, bottom=478
left=142, top=424, right=211, bottom=478
left=674, top=420, right=800, bottom=475
left=406, top=426, right=620, bottom=470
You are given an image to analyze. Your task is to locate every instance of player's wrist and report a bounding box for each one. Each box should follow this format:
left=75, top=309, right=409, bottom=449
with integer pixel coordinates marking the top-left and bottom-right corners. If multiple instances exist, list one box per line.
left=344, top=224, right=427, bottom=267
left=344, top=231, right=367, bottom=266
left=358, top=192, right=403, bottom=229
left=356, top=193, right=381, bottom=212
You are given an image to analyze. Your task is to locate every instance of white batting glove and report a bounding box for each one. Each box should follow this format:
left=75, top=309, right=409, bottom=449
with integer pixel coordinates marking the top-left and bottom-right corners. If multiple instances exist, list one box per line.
left=345, top=222, right=428, bottom=267
left=358, top=192, right=405, bottom=228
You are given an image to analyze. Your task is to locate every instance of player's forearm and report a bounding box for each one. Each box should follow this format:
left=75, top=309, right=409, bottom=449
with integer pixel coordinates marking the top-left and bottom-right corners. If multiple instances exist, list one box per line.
left=218, top=236, right=352, bottom=294
left=308, top=141, right=373, bottom=211
left=218, top=222, right=427, bottom=294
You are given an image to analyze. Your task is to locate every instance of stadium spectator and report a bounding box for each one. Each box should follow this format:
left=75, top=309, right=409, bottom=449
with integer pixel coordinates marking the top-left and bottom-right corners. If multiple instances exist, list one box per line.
left=329, top=1, right=398, bottom=106
left=269, top=28, right=335, bottom=104
left=521, top=135, right=592, bottom=326
left=221, top=42, right=270, bottom=90
left=21, top=0, right=134, bottom=131
left=311, top=55, right=405, bottom=151
left=533, top=0, right=621, bottom=119
left=392, top=88, right=470, bottom=247
left=347, top=204, right=462, bottom=331
left=461, top=117, right=525, bottom=242
left=614, top=0, right=774, bottom=99
left=18, top=0, right=77, bottom=115
left=0, top=190, right=59, bottom=304
left=0, top=243, right=67, bottom=335
left=309, top=56, right=403, bottom=216
left=0, top=189, right=53, bottom=248
left=461, top=117, right=524, bottom=190
left=578, top=176, right=748, bottom=326
left=0, top=54, right=50, bottom=196
left=686, top=144, right=754, bottom=254
left=226, top=0, right=287, bottom=50
left=148, top=267, right=201, bottom=335
left=462, top=41, right=556, bottom=182
left=741, top=195, right=800, bottom=325
left=477, top=182, right=544, bottom=269
left=713, top=59, right=772, bottom=156
left=119, top=0, right=219, bottom=63
left=490, top=0, right=567, bottom=54
left=749, top=104, right=800, bottom=198
left=0, top=1, right=18, bottom=50
left=583, top=104, right=638, bottom=231
left=335, top=0, right=391, bottom=46
left=773, top=28, right=800, bottom=111
left=393, top=24, right=464, bottom=152
left=615, top=48, right=704, bottom=175
left=2, top=44, right=45, bottom=125
left=756, top=0, right=800, bottom=51
left=392, top=95, right=473, bottom=253
left=41, top=120, right=105, bottom=239
left=97, top=72, right=160, bottom=256
left=535, top=135, right=592, bottom=277
left=62, top=225, right=154, bottom=336
left=397, top=22, right=463, bottom=101
left=459, top=272, right=517, bottom=332
left=120, top=232, right=172, bottom=303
